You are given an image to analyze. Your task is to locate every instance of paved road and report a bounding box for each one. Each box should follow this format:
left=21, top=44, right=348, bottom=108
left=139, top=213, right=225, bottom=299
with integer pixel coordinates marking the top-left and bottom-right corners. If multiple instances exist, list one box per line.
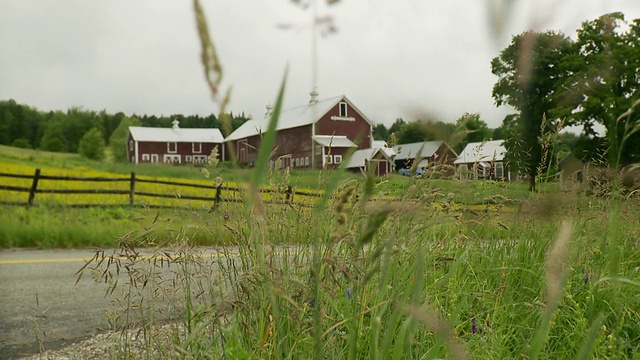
left=0, top=247, right=246, bottom=359
left=0, top=246, right=303, bottom=359
left=0, top=249, right=113, bottom=359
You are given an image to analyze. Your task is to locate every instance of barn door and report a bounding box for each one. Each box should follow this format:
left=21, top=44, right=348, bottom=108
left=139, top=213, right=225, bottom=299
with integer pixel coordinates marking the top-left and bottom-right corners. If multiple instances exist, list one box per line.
left=238, top=140, right=248, bottom=164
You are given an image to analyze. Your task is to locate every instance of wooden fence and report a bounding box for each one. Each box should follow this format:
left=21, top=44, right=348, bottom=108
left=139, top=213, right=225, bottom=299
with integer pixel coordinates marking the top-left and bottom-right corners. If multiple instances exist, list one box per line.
left=0, top=169, right=322, bottom=208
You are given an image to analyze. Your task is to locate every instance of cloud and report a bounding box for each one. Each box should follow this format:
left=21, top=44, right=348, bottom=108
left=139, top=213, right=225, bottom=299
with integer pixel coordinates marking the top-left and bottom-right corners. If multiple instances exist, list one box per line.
left=1, top=0, right=639, bottom=130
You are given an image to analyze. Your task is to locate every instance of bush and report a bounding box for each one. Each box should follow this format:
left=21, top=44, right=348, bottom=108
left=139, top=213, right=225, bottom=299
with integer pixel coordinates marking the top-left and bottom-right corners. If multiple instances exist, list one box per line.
left=79, top=128, right=106, bottom=160
left=10, top=138, right=32, bottom=149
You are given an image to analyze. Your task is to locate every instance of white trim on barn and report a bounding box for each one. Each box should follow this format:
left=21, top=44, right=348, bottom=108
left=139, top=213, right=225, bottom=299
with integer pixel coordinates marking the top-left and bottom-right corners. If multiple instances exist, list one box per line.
left=128, top=121, right=224, bottom=164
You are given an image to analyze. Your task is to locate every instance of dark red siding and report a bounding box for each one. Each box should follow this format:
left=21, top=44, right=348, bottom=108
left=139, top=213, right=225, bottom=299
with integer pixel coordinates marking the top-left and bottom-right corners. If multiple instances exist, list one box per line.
left=315, top=102, right=372, bottom=149
left=433, top=144, right=457, bottom=166
left=228, top=98, right=373, bottom=170
left=228, top=135, right=261, bottom=166
left=128, top=132, right=223, bottom=164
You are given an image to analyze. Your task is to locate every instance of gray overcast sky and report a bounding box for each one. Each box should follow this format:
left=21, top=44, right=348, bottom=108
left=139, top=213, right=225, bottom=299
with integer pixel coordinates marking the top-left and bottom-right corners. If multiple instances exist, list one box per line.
left=1, top=0, right=639, bottom=129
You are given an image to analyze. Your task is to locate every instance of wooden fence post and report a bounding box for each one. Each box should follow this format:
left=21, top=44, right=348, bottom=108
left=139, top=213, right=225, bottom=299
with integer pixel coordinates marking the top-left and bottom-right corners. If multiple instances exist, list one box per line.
left=209, top=185, right=222, bottom=213
left=129, top=172, right=136, bottom=206
left=215, top=185, right=222, bottom=205
left=28, top=168, right=41, bottom=206
left=285, top=185, right=293, bottom=204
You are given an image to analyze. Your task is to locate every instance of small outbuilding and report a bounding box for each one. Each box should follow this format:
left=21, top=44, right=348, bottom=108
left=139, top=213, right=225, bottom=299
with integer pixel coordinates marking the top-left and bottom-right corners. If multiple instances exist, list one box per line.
left=558, top=153, right=590, bottom=184
left=454, top=140, right=509, bottom=180
left=345, top=146, right=395, bottom=176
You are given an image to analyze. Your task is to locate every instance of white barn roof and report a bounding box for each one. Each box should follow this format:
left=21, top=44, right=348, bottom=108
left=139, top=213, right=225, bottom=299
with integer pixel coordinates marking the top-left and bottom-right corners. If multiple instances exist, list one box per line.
left=345, top=147, right=394, bottom=169
left=225, top=95, right=371, bottom=141
left=454, top=140, right=506, bottom=164
left=372, top=140, right=387, bottom=148
left=129, top=126, right=224, bottom=143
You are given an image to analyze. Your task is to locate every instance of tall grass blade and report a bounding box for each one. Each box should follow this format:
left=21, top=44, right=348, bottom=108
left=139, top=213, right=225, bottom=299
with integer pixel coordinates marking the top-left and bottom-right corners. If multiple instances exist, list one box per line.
left=250, top=69, right=287, bottom=194
left=527, top=221, right=573, bottom=360
left=576, top=313, right=605, bottom=360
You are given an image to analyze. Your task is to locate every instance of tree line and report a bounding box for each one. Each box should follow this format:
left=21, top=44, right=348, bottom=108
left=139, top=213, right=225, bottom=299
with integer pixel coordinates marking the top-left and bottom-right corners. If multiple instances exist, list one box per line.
left=5, top=12, right=635, bottom=182
left=0, top=99, right=249, bottom=161
left=373, top=114, right=506, bottom=151
left=492, top=12, right=640, bottom=190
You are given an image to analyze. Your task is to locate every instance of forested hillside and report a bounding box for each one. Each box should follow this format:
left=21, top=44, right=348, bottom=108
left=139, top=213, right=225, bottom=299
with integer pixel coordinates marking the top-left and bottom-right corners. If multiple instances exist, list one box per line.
left=0, top=99, right=249, bottom=156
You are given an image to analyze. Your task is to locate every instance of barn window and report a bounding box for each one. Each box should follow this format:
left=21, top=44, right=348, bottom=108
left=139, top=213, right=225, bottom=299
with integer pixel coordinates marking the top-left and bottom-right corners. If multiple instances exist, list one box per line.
left=305, top=157, right=310, bottom=166
left=129, top=140, right=134, bottom=151
left=495, top=162, right=504, bottom=180
left=192, top=142, right=202, bottom=153
left=163, top=154, right=181, bottom=163
left=339, top=102, right=347, bottom=117
left=186, top=155, right=193, bottom=162
left=167, top=142, right=177, bottom=153
left=334, top=155, right=343, bottom=164
left=142, top=154, right=150, bottom=162
left=151, top=154, right=159, bottom=163
left=326, top=155, right=333, bottom=164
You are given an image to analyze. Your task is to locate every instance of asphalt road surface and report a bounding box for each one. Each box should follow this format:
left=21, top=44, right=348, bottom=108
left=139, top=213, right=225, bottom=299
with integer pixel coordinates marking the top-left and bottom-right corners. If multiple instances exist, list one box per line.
left=0, top=246, right=301, bottom=359
left=0, top=247, right=238, bottom=359
left=0, top=249, right=114, bottom=359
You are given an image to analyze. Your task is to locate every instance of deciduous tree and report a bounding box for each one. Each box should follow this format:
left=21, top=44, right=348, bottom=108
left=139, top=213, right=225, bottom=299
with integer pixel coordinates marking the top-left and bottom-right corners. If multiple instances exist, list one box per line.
left=555, top=12, right=640, bottom=167
left=491, top=30, right=572, bottom=191
left=79, top=128, right=106, bottom=160
left=372, top=123, right=389, bottom=141
left=108, top=116, right=141, bottom=162
left=454, top=113, right=492, bottom=151
left=396, top=120, right=455, bottom=145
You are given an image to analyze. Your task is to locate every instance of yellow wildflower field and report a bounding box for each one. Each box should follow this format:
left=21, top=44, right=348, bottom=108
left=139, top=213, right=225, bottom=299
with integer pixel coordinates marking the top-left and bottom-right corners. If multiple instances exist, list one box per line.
left=0, top=160, right=311, bottom=208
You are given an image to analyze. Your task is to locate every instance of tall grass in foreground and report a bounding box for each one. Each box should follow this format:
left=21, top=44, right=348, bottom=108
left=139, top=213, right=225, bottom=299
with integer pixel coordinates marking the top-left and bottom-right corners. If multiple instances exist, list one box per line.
left=74, top=2, right=640, bottom=357
left=77, top=76, right=640, bottom=358
left=80, top=169, right=640, bottom=359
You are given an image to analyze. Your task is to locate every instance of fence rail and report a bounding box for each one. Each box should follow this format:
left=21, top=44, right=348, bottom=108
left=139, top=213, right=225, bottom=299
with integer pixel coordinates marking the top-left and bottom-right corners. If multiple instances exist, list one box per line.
left=0, top=169, right=320, bottom=208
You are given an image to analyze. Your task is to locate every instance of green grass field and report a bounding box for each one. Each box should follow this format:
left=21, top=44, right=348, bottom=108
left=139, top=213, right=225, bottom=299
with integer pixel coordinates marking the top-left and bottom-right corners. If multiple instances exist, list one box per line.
left=3, top=144, right=640, bottom=358
left=0, top=144, right=546, bottom=248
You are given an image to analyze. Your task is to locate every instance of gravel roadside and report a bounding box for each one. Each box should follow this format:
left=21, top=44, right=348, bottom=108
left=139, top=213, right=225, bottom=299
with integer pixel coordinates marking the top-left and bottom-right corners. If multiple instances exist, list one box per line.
left=18, top=324, right=186, bottom=360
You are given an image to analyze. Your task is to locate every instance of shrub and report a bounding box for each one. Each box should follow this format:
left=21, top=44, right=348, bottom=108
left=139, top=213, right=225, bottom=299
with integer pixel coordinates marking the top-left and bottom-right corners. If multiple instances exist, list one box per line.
left=10, top=138, right=31, bottom=149
left=79, top=128, right=106, bottom=160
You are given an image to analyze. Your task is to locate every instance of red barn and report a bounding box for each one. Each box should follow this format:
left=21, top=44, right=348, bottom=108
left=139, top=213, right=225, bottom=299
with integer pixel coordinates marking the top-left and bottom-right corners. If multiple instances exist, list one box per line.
left=225, top=92, right=373, bottom=169
left=127, top=120, right=224, bottom=164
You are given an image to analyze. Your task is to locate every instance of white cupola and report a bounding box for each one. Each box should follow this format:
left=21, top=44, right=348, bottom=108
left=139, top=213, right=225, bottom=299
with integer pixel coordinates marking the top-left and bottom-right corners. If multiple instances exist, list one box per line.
left=309, top=88, right=319, bottom=104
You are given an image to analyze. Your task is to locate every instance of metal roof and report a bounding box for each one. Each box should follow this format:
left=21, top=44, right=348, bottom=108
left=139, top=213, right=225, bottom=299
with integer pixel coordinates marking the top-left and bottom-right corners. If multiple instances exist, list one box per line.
left=225, top=95, right=370, bottom=141
left=345, top=148, right=379, bottom=168
left=345, top=147, right=395, bottom=168
left=453, top=140, right=506, bottom=164
left=129, top=126, right=224, bottom=143
left=372, top=140, right=387, bottom=148
left=393, top=141, right=445, bottom=161
left=312, top=135, right=357, bottom=148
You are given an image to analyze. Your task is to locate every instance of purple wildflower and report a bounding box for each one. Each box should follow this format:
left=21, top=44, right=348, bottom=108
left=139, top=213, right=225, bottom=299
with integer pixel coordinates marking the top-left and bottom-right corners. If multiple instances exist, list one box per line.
left=471, top=316, right=477, bottom=334
left=582, top=269, right=590, bottom=284
left=346, top=288, right=352, bottom=299
left=309, top=299, right=315, bottom=308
